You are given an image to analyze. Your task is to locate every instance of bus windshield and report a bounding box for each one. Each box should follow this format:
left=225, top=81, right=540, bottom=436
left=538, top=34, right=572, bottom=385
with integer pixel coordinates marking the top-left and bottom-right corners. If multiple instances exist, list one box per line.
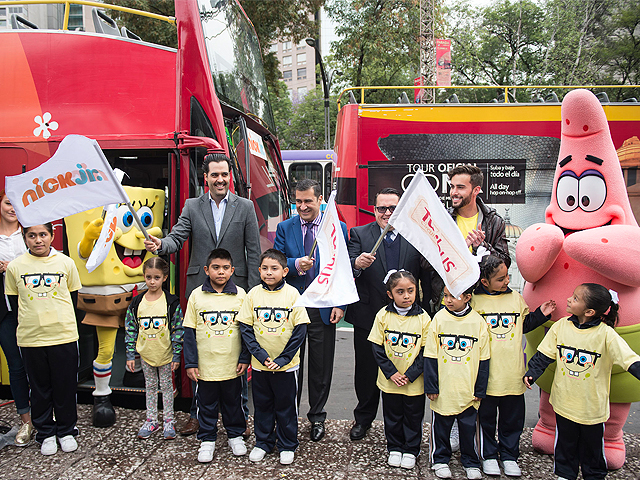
left=198, top=0, right=274, bottom=131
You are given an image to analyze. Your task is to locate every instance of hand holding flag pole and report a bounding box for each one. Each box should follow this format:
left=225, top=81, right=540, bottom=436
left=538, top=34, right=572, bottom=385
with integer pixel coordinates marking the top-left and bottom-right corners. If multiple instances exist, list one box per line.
left=369, top=223, right=392, bottom=255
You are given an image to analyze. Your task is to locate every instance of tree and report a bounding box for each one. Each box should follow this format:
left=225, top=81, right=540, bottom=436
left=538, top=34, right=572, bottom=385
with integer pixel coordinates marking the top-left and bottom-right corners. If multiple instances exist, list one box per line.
left=327, top=0, right=420, bottom=104
left=268, top=80, right=294, bottom=148
left=277, top=88, right=340, bottom=150
left=109, top=0, right=177, bottom=48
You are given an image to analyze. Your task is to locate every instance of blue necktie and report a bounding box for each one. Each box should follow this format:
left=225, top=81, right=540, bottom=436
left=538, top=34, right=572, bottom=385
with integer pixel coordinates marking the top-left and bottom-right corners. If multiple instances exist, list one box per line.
left=384, top=232, right=393, bottom=245
left=304, top=222, right=315, bottom=285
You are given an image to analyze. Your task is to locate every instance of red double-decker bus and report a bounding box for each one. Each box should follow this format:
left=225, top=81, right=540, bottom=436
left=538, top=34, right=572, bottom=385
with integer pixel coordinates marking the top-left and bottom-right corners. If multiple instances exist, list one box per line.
left=0, top=0, right=289, bottom=392
left=334, top=85, right=640, bottom=233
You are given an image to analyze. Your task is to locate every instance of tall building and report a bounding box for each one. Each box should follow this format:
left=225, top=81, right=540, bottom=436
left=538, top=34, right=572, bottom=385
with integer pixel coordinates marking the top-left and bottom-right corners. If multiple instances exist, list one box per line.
left=271, top=38, right=316, bottom=103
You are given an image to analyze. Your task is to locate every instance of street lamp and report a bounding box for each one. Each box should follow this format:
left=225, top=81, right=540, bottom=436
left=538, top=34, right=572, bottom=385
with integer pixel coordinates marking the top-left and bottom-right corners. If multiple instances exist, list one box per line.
left=305, top=37, right=330, bottom=150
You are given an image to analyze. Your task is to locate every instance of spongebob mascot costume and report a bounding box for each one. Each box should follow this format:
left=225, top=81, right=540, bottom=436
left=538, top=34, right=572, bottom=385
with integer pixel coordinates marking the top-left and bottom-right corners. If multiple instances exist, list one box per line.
left=66, top=186, right=164, bottom=427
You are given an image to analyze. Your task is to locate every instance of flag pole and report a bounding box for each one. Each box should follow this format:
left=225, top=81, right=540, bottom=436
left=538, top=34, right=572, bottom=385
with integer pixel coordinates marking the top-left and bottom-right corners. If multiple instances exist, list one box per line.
left=370, top=223, right=391, bottom=255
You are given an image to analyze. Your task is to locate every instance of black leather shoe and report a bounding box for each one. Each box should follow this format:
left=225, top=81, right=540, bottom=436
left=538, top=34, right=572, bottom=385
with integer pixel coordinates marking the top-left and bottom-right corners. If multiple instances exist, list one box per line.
left=92, top=395, right=116, bottom=428
left=350, top=423, right=368, bottom=441
left=310, top=421, right=325, bottom=442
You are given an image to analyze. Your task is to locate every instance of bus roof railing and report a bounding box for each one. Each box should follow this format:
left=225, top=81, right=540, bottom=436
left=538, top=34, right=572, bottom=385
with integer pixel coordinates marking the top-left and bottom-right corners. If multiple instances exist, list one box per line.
left=0, top=1, right=176, bottom=29
left=337, top=84, right=640, bottom=109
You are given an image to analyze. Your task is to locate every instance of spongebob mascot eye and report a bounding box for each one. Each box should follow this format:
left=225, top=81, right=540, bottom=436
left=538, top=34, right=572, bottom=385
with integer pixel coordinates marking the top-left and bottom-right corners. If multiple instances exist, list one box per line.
left=65, top=185, right=165, bottom=428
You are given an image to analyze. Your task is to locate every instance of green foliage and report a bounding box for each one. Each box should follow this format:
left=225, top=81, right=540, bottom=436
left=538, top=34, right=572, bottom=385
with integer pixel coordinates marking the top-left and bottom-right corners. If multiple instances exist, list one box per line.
left=275, top=88, right=340, bottom=150
left=108, top=0, right=177, bottom=48
left=326, top=0, right=420, bottom=102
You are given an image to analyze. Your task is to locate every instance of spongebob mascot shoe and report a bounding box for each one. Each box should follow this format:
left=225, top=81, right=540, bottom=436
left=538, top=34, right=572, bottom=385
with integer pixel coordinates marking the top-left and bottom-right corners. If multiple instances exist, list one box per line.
left=92, top=361, right=116, bottom=428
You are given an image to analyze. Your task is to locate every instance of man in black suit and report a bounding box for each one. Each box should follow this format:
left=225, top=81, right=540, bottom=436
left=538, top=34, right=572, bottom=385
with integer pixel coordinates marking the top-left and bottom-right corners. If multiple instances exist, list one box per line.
left=345, top=187, right=431, bottom=441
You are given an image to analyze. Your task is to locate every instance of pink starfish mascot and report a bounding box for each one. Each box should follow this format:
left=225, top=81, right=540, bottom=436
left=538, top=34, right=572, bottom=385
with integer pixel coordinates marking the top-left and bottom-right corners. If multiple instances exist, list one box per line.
left=516, top=89, right=640, bottom=469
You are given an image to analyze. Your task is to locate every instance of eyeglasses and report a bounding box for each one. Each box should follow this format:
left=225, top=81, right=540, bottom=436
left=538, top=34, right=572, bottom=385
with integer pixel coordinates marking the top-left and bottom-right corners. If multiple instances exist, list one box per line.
left=438, top=334, right=478, bottom=351
left=21, top=273, right=64, bottom=288
left=139, top=316, right=167, bottom=330
left=384, top=330, right=420, bottom=348
left=255, top=307, right=292, bottom=323
left=557, top=345, right=601, bottom=367
left=375, top=206, right=396, bottom=214
left=482, top=313, right=520, bottom=329
left=199, top=310, right=238, bottom=326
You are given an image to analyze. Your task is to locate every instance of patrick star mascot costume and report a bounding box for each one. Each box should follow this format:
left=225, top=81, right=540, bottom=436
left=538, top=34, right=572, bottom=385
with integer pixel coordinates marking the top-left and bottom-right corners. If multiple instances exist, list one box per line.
left=516, top=89, right=640, bottom=469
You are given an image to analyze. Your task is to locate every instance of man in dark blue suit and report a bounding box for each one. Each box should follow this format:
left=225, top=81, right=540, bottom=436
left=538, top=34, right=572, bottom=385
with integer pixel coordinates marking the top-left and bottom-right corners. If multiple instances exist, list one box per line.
left=274, top=179, right=348, bottom=442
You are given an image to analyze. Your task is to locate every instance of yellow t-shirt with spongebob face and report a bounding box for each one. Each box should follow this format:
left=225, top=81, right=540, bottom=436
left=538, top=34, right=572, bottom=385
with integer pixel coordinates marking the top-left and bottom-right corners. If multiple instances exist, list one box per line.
left=368, top=305, right=431, bottom=396
left=471, top=289, right=530, bottom=396
left=538, top=317, right=640, bottom=425
left=424, top=307, right=491, bottom=416
left=184, top=285, right=246, bottom=381
left=5, top=250, right=82, bottom=347
left=136, top=293, right=173, bottom=367
left=237, top=283, right=310, bottom=372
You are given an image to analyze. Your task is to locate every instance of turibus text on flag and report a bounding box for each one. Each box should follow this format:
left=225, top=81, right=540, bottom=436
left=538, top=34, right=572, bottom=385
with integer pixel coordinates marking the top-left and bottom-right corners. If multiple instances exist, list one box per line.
left=388, top=170, right=480, bottom=298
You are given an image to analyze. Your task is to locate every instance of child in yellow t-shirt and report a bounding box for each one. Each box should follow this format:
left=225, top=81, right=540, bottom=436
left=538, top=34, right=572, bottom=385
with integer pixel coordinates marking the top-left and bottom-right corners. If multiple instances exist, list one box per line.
left=238, top=249, right=310, bottom=466
left=5, top=223, right=82, bottom=456
left=471, top=255, right=556, bottom=477
left=124, top=257, right=184, bottom=440
left=183, top=248, right=249, bottom=463
left=424, top=285, right=490, bottom=480
left=368, top=270, right=431, bottom=470
left=525, top=283, right=640, bottom=480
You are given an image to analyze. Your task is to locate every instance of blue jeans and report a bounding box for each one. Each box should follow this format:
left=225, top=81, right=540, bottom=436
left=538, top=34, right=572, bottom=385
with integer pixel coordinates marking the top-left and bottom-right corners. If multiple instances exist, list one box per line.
left=0, top=312, right=31, bottom=415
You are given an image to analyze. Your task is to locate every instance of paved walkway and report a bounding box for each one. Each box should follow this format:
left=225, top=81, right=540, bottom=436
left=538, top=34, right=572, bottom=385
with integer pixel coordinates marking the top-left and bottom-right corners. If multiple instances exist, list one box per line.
left=1, top=402, right=640, bottom=479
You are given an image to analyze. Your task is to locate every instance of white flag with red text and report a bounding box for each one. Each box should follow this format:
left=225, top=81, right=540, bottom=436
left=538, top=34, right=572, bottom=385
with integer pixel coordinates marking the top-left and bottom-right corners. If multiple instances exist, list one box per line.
left=294, top=191, right=359, bottom=308
left=388, top=170, right=480, bottom=298
left=4, top=135, right=128, bottom=228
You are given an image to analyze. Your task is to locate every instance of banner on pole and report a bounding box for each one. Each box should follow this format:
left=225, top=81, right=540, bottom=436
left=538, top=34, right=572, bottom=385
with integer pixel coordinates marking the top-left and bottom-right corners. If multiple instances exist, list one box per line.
left=436, top=39, right=452, bottom=87
left=5, top=135, right=127, bottom=227
left=388, top=170, right=479, bottom=298
left=294, top=191, right=359, bottom=308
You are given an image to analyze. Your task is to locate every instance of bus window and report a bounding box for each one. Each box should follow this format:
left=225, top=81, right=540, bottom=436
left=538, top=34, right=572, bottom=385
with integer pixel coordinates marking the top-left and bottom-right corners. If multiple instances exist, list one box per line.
left=288, top=162, right=323, bottom=196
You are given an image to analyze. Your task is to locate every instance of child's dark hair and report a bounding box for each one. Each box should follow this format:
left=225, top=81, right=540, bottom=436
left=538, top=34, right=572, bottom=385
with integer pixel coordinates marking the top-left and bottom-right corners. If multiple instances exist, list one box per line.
left=23, top=222, right=54, bottom=236
left=479, top=255, right=506, bottom=281
left=143, top=256, right=170, bottom=277
left=207, top=248, right=233, bottom=267
left=386, top=270, right=417, bottom=292
left=580, top=283, right=619, bottom=327
left=259, top=248, right=287, bottom=269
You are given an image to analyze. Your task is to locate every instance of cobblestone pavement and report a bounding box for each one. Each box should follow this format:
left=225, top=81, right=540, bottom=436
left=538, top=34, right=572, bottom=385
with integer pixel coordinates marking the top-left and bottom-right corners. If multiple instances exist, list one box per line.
left=1, top=401, right=639, bottom=480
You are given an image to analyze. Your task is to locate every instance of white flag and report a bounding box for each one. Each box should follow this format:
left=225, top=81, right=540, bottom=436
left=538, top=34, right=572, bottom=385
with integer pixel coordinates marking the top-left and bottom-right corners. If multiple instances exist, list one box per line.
left=85, top=169, right=127, bottom=273
left=388, top=170, right=480, bottom=298
left=294, top=191, right=359, bottom=308
left=5, top=135, right=128, bottom=227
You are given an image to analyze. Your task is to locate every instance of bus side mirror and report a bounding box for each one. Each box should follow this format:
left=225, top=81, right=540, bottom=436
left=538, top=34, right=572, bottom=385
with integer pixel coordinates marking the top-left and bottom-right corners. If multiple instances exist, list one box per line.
left=174, top=133, right=224, bottom=154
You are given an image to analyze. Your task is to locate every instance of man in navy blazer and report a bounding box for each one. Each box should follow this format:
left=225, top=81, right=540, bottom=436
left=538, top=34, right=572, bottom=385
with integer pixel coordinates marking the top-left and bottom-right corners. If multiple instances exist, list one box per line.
left=274, top=179, right=348, bottom=442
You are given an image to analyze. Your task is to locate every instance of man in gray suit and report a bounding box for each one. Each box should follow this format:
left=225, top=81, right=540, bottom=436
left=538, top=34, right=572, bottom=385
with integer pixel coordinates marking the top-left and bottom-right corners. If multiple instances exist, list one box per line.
left=144, top=152, right=261, bottom=435
left=145, top=153, right=261, bottom=294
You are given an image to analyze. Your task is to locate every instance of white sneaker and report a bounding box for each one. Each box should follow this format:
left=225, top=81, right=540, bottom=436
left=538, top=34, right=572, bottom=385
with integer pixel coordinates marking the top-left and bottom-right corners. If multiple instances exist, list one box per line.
left=228, top=436, right=247, bottom=456
left=483, top=458, right=501, bottom=475
left=279, top=450, right=294, bottom=465
left=432, top=463, right=452, bottom=479
left=501, top=460, right=522, bottom=477
left=450, top=420, right=460, bottom=452
left=58, top=435, right=78, bottom=453
left=198, top=441, right=215, bottom=463
left=249, top=446, right=267, bottom=462
left=401, top=453, right=416, bottom=469
left=388, top=451, right=402, bottom=467
left=41, top=436, right=57, bottom=455
left=466, top=467, right=483, bottom=480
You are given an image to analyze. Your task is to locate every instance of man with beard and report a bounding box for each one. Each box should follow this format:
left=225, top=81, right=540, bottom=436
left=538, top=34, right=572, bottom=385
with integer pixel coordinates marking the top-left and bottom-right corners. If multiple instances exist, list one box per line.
left=448, top=164, right=510, bottom=266
left=144, top=153, right=261, bottom=436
